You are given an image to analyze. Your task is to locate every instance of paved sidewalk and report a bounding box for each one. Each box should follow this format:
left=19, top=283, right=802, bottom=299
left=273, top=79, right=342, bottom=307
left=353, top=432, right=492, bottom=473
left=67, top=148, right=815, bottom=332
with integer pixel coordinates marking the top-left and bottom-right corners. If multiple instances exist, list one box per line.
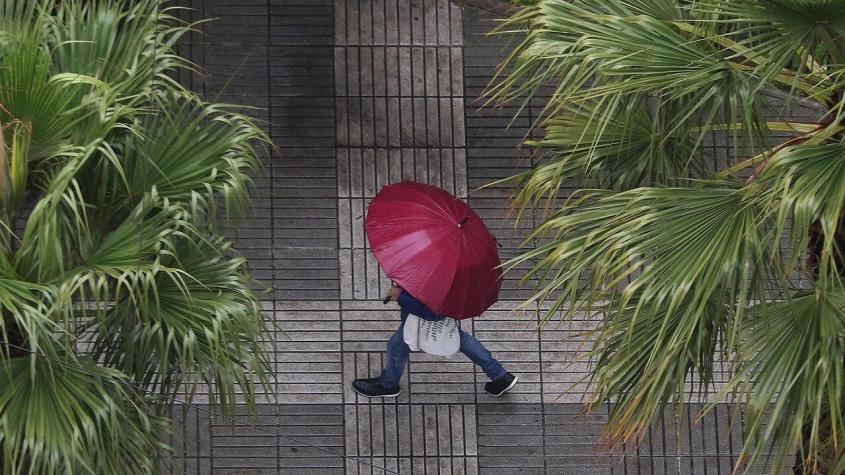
left=164, top=1, right=751, bottom=473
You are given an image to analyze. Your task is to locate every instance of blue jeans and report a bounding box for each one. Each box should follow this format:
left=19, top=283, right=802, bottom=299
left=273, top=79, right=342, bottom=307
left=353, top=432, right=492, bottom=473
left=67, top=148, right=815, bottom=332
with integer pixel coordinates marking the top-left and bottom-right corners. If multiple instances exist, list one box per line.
left=379, top=317, right=507, bottom=387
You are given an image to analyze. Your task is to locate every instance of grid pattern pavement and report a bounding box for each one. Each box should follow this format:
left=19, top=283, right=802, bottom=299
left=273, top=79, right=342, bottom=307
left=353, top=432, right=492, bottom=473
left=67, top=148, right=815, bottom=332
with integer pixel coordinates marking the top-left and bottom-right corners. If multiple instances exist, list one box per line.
left=162, top=1, right=769, bottom=473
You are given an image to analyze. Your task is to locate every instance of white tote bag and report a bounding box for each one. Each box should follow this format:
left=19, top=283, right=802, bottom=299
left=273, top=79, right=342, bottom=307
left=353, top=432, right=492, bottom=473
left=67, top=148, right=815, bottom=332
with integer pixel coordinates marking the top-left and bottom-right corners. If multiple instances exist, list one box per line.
left=403, top=314, right=460, bottom=357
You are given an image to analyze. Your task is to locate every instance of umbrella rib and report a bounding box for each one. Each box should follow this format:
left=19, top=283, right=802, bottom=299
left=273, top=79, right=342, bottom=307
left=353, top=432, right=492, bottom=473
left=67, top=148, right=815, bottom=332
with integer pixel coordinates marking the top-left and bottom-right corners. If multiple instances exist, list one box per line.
left=374, top=201, right=456, bottom=224
left=404, top=185, right=464, bottom=223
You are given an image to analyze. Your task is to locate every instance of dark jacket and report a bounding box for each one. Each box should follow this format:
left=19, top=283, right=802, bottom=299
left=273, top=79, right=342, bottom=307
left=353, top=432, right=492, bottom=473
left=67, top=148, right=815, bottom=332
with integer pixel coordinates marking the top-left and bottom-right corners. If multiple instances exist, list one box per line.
left=398, top=292, right=446, bottom=322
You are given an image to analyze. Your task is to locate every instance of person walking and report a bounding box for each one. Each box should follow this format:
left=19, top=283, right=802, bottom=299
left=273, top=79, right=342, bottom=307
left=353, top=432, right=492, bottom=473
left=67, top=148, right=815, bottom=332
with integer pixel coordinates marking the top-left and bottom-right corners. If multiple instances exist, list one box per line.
left=352, top=284, right=518, bottom=398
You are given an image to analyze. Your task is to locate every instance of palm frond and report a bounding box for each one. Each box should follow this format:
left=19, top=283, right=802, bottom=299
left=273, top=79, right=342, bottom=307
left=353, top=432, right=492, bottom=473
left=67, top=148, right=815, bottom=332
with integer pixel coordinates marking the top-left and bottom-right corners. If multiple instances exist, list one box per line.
left=588, top=295, right=729, bottom=441
left=490, top=1, right=773, bottom=157
left=116, top=92, right=267, bottom=220
left=509, top=185, right=769, bottom=441
left=14, top=141, right=101, bottom=281
left=697, top=0, right=845, bottom=75
left=87, top=234, right=271, bottom=412
left=512, top=186, right=768, bottom=323
left=500, top=97, right=707, bottom=220
left=0, top=25, right=82, bottom=161
left=0, top=0, right=44, bottom=36
left=0, top=270, right=60, bottom=360
left=756, top=143, right=845, bottom=284
left=47, top=0, right=192, bottom=104
left=56, top=189, right=188, bottom=319
left=81, top=190, right=186, bottom=272
left=0, top=354, right=166, bottom=475
left=728, top=290, right=845, bottom=474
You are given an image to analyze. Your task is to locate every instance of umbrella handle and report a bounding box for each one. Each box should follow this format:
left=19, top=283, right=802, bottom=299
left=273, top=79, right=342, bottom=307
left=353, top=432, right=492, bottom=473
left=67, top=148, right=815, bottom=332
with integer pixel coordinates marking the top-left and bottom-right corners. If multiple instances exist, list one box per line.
left=383, top=280, right=397, bottom=304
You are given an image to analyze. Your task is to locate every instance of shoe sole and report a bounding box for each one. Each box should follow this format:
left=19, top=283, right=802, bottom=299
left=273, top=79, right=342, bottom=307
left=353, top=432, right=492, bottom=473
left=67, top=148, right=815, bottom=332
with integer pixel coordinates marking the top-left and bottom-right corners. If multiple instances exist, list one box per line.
left=488, top=375, right=519, bottom=397
left=352, top=386, right=400, bottom=398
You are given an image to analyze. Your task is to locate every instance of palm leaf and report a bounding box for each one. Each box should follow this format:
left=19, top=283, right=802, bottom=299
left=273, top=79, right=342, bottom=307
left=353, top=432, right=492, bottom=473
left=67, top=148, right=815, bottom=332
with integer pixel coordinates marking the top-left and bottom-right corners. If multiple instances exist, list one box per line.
left=0, top=354, right=166, bottom=475
left=490, top=1, right=773, bottom=159
left=512, top=186, right=768, bottom=322
left=0, top=0, right=43, bottom=36
left=727, top=290, right=845, bottom=474
left=509, top=185, right=770, bottom=442
left=588, top=294, right=729, bottom=440
left=0, top=26, right=82, bottom=161
left=116, top=92, right=267, bottom=220
left=499, top=97, right=707, bottom=221
left=756, top=143, right=845, bottom=285
left=47, top=0, right=192, bottom=104
left=14, top=141, right=102, bottom=281
left=87, top=234, right=271, bottom=412
left=0, top=270, right=60, bottom=360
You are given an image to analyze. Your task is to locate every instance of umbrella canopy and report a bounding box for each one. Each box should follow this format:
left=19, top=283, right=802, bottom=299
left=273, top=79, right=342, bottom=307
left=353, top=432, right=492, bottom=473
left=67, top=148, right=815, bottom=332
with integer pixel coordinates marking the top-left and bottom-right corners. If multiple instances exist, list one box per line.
left=364, top=181, right=502, bottom=319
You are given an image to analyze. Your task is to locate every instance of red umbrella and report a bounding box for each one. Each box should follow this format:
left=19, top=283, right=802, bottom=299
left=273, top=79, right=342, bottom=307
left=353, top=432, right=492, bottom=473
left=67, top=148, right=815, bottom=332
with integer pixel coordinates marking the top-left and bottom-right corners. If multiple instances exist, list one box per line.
left=364, top=181, right=502, bottom=319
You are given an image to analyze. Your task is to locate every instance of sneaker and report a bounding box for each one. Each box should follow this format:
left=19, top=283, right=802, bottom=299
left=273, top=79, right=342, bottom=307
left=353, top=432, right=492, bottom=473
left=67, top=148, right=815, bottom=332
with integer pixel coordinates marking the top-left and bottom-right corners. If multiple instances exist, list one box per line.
left=485, top=373, right=518, bottom=397
left=352, top=377, right=400, bottom=398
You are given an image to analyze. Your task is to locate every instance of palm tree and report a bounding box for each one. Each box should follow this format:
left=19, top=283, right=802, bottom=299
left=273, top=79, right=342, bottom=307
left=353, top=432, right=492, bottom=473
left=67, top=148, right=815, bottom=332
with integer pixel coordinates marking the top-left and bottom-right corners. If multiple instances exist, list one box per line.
left=0, top=1, right=270, bottom=473
left=491, top=1, right=845, bottom=473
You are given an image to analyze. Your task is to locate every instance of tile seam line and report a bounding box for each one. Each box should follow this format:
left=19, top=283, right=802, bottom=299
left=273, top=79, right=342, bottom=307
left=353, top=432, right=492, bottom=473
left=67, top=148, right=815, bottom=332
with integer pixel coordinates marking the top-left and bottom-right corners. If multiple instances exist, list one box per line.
left=262, top=0, right=281, bottom=471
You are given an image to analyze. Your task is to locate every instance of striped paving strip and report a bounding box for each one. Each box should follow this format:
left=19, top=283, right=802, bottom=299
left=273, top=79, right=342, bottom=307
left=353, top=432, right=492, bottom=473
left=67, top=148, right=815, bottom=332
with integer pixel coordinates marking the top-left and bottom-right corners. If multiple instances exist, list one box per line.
left=335, top=2, right=484, bottom=474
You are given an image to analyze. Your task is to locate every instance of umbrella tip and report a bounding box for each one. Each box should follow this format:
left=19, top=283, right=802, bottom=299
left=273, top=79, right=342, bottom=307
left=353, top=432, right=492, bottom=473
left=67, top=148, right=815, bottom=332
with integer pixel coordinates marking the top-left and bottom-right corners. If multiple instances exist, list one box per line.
left=458, top=216, right=469, bottom=228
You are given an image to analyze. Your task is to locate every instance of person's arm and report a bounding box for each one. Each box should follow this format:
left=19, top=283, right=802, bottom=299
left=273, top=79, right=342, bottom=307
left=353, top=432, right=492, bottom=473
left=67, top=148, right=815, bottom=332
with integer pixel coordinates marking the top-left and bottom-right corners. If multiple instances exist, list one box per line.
left=397, top=291, right=444, bottom=321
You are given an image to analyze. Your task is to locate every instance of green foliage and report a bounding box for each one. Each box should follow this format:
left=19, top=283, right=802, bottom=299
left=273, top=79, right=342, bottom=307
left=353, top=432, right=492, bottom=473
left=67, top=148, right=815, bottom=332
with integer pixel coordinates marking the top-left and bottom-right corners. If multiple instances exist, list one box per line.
left=494, top=0, right=845, bottom=472
left=737, top=291, right=845, bottom=473
left=0, top=355, right=167, bottom=475
left=0, top=1, right=271, bottom=473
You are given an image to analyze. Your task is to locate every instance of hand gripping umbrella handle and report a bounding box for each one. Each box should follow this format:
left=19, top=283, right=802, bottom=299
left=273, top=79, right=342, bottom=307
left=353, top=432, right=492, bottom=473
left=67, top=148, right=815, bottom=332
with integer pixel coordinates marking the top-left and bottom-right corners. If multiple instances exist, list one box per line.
left=383, top=280, right=397, bottom=304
